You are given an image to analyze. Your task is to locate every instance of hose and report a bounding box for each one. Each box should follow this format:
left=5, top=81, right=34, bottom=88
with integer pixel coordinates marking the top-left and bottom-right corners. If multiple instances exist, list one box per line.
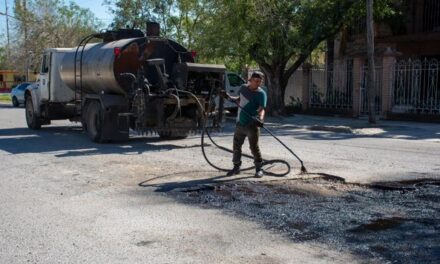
left=201, top=126, right=292, bottom=176
left=165, top=93, right=181, bottom=122
left=200, top=94, right=307, bottom=176
left=134, top=78, right=307, bottom=176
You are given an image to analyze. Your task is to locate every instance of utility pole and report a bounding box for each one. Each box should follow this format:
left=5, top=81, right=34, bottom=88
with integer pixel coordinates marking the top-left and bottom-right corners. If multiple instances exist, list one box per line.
left=366, top=0, right=376, bottom=124
left=23, top=0, right=29, bottom=81
left=5, top=0, right=11, bottom=61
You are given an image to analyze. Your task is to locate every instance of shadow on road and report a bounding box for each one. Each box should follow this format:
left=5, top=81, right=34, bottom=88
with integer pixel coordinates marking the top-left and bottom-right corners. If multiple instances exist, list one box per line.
left=0, top=125, right=202, bottom=156
left=139, top=170, right=254, bottom=192
left=261, top=116, right=440, bottom=141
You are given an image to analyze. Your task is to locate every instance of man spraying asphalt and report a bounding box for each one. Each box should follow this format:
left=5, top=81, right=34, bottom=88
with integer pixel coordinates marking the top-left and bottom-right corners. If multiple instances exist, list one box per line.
left=221, top=71, right=267, bottom=178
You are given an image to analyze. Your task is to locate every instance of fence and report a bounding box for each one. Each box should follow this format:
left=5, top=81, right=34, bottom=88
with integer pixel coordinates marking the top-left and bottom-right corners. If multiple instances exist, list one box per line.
left=392, top=58, right=440, bottom=115
left=284, top=69, right=303, bottom=105
left=360, top=66, right=383, bottom=115
left=309, top=61, right=353, bottom=109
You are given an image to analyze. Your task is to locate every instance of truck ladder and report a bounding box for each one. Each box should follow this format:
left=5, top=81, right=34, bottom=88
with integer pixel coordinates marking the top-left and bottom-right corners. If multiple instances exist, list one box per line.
left=73, top=34, right=96, bottom=112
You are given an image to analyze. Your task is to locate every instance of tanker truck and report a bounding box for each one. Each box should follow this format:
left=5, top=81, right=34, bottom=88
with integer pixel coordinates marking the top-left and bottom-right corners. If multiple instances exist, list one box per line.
left=24, top=22, right=225, bottom=142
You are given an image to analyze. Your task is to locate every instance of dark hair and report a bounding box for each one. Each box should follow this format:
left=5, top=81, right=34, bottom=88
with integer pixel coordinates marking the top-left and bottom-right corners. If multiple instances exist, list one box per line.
left=250, top=71, right=264, bottom=79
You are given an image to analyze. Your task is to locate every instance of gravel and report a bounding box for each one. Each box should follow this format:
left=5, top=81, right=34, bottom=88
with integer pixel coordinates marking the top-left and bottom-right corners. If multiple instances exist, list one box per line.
left=172, top=177, right=440, bottom=263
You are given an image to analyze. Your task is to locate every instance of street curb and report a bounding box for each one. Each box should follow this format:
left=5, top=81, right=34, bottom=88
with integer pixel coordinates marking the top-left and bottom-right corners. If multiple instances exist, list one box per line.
left=308, top=125, right=353, bottom=133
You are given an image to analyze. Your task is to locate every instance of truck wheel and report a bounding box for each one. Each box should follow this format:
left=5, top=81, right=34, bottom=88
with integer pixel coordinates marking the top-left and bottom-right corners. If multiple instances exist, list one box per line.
left=81, top=102, right=89, bottom=132
left=25, top=96, right=41, bottom=130
left=12, top=96, right=19, bottom=107
left=86, top=101, right=104, bottom=143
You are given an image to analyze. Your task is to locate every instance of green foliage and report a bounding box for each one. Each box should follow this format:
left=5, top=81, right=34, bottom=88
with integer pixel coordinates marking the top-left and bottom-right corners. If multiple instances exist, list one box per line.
left=10, top=0, right=103, bottom=73
left=197, top=1, right=359, bottom=113
left=285, top=96, right=303, bottom=114
left=104, top=0, right=155, bottom=29
left=0, top=46, right=8, bottom=70
left=105, top=0, right=211, bottom=50
left=105, top=0, right=397, bottom=114
left=0, top=93, right=11, bottom=102
left=199, top=0, right=396, bottom=114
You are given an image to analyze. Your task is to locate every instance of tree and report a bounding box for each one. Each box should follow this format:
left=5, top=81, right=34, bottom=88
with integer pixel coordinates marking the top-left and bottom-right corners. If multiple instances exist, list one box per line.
left=10, top=0, right=103, bottom=73
left=105, top=0, right=396, bottom=115
left=366, top=0, right=376, bottom=124
left=0, top=47, right=8, bottom=69
left=198, top=0, right=366, bottom=115
left=104, top=0, right=155, bottom=29
left=105, top=0, right=210, bottom=49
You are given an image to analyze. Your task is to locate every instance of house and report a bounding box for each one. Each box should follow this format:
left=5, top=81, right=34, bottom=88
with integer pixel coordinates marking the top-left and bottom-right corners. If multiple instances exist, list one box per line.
left=296, top=0, right=440, bottom=121
left=0, top=70, right=38, bottom=93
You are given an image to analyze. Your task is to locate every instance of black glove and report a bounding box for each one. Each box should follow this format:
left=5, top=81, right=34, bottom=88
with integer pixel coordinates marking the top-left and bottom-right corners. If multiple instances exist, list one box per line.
left=254, top=118, right=264, bottom=127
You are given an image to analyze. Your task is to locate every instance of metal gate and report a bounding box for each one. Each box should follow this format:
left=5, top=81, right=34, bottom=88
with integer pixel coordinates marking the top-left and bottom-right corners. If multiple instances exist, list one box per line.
left=309, top=60, right=353, bottom=109
left=360, top=65, right=383, bottom=115
left=392, top=58, right=440, bottom=115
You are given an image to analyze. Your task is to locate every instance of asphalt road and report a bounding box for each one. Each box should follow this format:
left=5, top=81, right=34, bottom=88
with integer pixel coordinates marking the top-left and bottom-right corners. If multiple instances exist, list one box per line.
left=1, top=103, right=439, bottom=263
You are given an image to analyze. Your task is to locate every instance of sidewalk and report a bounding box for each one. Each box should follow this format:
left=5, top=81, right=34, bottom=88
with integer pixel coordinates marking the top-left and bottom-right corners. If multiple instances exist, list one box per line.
left=265, top=114, right=440, bottom=142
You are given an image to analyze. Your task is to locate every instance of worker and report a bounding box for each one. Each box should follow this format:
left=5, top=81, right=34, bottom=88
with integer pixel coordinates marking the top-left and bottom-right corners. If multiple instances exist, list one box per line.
left=220, top=71, right=267, bottom=178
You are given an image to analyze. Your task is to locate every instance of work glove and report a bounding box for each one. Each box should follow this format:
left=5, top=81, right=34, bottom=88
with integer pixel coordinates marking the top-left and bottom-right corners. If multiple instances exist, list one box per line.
left=254, top=118, right=264, bottom=127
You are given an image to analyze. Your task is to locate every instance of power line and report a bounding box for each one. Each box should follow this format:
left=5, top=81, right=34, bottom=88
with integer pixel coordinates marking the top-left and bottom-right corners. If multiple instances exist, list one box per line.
left=4, top=0, right=10, bottom=60
left=0, top=11, right=19, bottom=20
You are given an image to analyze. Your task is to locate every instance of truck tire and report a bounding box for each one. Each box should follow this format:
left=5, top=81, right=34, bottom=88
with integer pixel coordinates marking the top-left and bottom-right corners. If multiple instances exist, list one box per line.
left=25, top=96, right=41, bottom=130
left=81, top=102, right=89, bottom=132
left=85, top=100, right=104, bottom=143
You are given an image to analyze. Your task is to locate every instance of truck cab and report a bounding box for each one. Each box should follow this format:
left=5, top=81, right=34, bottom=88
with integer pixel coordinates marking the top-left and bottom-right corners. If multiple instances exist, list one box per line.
left=24, top=48, right=77, bottom=130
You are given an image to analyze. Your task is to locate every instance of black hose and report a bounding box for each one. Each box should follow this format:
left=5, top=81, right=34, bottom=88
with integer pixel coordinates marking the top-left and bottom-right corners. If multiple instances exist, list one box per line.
left=201, top=126, right=292, bottom=176
left=136, top=75, right=306, bottom=175
left=197, top=86, right=307, bottom=176
left=232, top=99, right=308, bottom=174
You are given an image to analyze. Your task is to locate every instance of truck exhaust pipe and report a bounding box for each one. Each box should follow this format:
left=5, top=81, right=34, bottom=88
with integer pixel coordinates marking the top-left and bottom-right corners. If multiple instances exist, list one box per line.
left=147, top=22, right=160, bottom=37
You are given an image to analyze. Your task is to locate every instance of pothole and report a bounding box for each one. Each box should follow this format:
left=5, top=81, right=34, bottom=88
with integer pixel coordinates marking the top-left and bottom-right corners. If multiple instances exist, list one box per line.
left=168, top=176, right=440, bottom=263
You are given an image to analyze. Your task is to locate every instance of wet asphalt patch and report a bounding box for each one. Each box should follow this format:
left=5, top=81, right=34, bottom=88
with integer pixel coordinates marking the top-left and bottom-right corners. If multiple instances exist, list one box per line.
left=167, top=177, right=440, bottom=263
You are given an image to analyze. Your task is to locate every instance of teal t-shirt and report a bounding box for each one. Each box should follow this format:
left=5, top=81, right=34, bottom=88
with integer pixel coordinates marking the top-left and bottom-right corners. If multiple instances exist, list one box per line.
left=237, top=84, right=267, bottom=125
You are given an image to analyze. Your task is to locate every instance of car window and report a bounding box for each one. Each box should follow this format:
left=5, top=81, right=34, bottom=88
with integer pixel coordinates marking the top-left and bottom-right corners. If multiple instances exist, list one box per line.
left=14, top=84, right=24, bottom=90
left=227, top=73, right=245, bottom=87
left=19, top=83, right=30, bottom=90
left=14, top=83, right=29, bottom=90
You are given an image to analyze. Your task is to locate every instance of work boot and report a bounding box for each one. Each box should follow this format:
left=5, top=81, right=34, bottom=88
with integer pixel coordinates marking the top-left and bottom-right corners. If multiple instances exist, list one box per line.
left=255, top=164, right=264, bottom=178
left=227, top=164, right=241, bottom=176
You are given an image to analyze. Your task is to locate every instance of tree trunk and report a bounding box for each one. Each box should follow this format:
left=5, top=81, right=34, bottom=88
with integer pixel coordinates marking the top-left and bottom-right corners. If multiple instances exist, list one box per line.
left=264, top=69, right=286, bottom=116
left=366, top=0, right=376, bottom=124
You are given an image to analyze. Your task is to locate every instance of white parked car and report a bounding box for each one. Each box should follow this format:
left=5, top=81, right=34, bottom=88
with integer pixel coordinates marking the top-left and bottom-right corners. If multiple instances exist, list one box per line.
left=222, top=72, right=246, bottom=111
left=10, top=82, right=32, bottom=107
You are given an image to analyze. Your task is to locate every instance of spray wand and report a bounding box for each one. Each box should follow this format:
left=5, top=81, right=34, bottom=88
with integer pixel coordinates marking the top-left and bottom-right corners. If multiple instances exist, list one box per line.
left=226, top=94, right=308, bottom=174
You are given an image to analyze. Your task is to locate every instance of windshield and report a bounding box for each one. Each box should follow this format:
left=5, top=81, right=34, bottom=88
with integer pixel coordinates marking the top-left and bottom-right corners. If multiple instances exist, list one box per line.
left=15, top=83, right=31, bottom=90
left=227, top=74, right=245, bottom=87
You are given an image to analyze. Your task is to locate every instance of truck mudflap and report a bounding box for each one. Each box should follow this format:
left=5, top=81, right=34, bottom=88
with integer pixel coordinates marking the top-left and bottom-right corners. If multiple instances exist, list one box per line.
left=83, top=94, right=130, bottom=142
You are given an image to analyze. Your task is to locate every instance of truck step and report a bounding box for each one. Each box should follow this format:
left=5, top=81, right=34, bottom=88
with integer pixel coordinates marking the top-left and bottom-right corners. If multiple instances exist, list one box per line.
left=118, top=113, right=134, bottom=117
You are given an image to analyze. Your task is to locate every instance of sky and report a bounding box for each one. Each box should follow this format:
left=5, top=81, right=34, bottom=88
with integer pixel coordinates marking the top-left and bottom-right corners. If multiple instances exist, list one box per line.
left=71, top=0, right=114, bottom=25
left=0, top=0, right=115, bottom=44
